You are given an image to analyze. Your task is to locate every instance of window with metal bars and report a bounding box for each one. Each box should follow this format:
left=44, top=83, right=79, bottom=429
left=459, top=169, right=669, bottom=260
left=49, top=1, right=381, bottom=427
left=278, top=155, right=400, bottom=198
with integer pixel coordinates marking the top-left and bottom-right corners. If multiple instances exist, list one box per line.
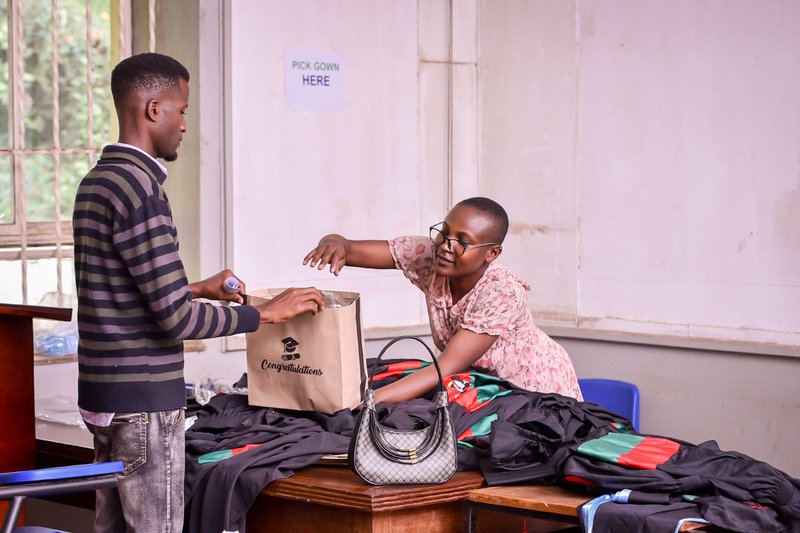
left=0, top=0, right=126, bottom=305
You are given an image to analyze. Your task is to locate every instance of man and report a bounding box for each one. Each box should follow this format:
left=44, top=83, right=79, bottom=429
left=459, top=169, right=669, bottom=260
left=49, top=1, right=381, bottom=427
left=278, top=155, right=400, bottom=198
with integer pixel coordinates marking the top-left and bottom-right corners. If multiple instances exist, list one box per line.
left=72, top=52, right=322, bottom=532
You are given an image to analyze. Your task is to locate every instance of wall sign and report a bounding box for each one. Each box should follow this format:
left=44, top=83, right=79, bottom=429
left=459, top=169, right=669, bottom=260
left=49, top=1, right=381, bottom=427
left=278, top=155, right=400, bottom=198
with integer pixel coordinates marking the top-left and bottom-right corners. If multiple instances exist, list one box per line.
left=284, top=50, right=347, bottom=110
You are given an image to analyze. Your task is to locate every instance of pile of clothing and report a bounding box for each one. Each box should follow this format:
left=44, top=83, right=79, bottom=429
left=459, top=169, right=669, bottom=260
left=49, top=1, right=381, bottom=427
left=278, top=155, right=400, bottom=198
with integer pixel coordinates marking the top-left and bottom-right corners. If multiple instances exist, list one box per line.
left=183, top=359, right=800, bottom=533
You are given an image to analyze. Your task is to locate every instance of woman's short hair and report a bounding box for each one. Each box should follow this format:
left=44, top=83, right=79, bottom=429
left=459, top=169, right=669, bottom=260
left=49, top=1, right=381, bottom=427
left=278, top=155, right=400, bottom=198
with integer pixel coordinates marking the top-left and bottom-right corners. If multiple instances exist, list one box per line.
left=456, top=197, right=509, bottom=244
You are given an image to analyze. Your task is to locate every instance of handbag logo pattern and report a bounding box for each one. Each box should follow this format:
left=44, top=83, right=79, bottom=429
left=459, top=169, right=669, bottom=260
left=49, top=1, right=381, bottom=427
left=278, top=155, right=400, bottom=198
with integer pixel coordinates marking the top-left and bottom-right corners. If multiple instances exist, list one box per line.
left=349, top=336, right=458, bottom=485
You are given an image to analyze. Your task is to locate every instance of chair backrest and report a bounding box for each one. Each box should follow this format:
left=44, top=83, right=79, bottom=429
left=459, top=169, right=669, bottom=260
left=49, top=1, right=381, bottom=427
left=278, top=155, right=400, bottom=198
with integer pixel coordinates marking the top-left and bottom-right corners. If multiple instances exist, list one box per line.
left=578, top=378, right=640, bottom=431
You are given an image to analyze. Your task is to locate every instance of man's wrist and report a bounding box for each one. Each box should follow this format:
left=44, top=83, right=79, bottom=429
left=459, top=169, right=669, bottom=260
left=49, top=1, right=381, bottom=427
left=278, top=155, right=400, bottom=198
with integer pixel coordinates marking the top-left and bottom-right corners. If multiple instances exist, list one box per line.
left=259, top=306, right=276, bottom=324
left=188, top=281, right=204, bottom=300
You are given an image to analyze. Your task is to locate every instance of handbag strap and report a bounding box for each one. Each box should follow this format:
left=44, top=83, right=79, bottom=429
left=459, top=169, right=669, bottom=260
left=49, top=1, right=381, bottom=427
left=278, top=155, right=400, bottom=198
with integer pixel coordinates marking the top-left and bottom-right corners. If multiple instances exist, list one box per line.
left=369, top=394, right=449, bottom=463
left=362, top=336, right=451, bottom=464
left=367, top=335, right=445, bottom=394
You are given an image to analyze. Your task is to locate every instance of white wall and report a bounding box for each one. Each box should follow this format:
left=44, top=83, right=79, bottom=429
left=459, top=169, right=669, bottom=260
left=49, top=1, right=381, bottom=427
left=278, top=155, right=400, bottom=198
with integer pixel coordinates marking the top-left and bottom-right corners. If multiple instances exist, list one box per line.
left=221, top=0, right=800, bottom=348
left=225, top=1, right=426, bottom=333
left=480, top=0, right=800, bottom=348
left=575, top=2, right=800, bottom=346
left=479, top=0, right=580, bottom=322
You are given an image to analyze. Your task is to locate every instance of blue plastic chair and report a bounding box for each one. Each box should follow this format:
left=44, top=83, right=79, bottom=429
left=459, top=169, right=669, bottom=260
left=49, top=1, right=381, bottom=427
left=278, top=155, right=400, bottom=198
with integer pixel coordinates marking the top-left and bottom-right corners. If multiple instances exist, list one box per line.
left=0, top=462, right=123, bottom=533
left=578, top=378, right=640, bottom=432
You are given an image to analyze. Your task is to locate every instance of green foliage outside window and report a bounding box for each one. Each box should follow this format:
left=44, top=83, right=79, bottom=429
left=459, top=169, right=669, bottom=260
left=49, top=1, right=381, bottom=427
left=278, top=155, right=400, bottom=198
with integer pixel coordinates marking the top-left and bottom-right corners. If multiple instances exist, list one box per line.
left=0, top=0, right=111, bottom=227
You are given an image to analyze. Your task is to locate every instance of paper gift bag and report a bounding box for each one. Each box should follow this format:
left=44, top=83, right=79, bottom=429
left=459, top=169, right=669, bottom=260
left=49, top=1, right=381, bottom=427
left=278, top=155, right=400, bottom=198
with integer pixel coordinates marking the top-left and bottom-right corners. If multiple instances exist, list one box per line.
left=246, top=289, right=366, bottom=414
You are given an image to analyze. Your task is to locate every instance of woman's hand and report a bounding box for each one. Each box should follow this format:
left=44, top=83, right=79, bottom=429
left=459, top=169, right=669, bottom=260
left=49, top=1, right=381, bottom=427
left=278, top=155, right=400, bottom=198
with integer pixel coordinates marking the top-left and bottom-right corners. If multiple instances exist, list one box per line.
left=303, top=234, right=350, bottom=276
left=303, top=235, right=396, bottom=275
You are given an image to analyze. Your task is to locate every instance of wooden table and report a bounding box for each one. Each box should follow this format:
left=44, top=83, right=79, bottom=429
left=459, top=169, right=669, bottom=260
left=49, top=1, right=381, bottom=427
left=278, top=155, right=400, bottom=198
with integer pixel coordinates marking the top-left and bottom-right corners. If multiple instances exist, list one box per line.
left=467, top=485, right=709, bottom=532
left=247, top=466, right=485, bottom=533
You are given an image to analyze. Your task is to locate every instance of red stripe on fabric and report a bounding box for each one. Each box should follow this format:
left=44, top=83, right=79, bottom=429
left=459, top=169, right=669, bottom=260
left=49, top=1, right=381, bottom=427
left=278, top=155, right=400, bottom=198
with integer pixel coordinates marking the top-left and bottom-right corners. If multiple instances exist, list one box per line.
left=371, top=360, right=424, bottom=382
left=458, top=428, right=474, bottom=441
left=231, top=443, right=263, bottom=456
left=563, top=475, right=600, bottom=488
left=617, top=437, right=680, bottom=470
left=450, top=387, right=480, bottom=411
left=467, top=397, right=494, bottom=413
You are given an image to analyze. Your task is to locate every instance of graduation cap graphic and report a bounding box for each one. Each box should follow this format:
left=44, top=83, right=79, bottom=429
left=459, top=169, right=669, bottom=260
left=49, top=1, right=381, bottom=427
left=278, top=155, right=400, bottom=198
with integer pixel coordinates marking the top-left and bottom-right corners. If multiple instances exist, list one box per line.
left=281, top=337, right=299, bottom=352
left=281, top=337, right=300, bottom=360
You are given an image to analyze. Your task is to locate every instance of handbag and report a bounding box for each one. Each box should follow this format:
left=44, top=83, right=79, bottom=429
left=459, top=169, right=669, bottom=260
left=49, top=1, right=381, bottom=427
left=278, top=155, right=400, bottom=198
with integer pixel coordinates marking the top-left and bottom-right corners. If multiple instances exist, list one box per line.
left=348, top=335, right=458, bottom=485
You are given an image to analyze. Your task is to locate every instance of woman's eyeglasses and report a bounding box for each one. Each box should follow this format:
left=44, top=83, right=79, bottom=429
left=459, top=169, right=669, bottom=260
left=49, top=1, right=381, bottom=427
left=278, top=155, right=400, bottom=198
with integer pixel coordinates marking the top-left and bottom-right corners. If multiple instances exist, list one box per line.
left=429, top=222, right=498, bottom=257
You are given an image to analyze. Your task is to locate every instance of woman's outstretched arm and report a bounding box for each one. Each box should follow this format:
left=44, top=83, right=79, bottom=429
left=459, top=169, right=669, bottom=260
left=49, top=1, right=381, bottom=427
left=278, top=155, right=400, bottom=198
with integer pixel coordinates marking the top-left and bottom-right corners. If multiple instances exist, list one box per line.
left=374, top=328, right=498, bottom=404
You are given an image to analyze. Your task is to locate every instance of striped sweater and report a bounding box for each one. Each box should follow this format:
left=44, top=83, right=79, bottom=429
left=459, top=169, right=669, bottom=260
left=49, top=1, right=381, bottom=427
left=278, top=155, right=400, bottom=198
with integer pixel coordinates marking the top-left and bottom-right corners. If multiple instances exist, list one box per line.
left=73, top=145, right=260, bottom=412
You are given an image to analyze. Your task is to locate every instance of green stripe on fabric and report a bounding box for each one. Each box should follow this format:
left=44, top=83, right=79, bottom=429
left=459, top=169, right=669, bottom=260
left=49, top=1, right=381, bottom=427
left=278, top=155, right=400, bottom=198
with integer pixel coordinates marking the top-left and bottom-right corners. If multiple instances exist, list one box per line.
left=577, top=432, right=645, bottom=464
left=612, top=422, right=633, bottom=434
left=475, top=383, right=513, bottom=404
left=198, top=449, right=234, bottom=464
left=468, top=413, right=499, bottom=438
left=78, top=369, right=184, bottom=383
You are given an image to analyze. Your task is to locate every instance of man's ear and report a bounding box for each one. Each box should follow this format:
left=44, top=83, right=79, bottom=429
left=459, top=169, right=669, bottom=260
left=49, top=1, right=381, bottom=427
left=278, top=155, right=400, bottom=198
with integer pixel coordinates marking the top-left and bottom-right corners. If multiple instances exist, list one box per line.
left=145, top=99, right=160, bottom=122
left=485, top=245, right=502, bottom=263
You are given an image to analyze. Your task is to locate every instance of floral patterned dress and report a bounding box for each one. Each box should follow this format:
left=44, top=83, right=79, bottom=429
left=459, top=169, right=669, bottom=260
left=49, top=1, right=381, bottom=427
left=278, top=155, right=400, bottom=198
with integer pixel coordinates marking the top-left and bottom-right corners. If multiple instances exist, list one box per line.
left=388, top=235, right=583, bottom=400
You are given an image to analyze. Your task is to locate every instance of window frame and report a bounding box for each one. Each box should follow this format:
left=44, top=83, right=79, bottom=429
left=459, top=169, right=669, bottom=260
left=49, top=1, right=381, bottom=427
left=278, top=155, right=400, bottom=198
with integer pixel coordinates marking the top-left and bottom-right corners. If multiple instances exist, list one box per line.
left=0, top=0, right=131, bottom=302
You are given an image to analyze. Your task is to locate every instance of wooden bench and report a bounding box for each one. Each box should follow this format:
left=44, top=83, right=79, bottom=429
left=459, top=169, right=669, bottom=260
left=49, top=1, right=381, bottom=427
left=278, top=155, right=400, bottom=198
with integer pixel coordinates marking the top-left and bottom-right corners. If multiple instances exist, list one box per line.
left=467, top=485, right=710, bottom=532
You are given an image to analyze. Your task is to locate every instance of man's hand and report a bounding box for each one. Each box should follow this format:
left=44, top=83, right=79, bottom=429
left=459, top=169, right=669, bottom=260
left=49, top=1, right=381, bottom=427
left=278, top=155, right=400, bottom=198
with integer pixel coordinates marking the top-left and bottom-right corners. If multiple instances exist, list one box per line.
left=189, top=269, right=245, bottom=304
left=303, top=234, right=350, bottom=276
left=254, top=287, right=324, bottom=324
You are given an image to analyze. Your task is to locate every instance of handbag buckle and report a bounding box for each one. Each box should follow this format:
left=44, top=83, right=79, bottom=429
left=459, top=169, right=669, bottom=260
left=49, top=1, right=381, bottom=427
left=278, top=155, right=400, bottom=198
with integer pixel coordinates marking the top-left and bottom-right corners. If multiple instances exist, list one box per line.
left=408, top=448, right=418, bottom=463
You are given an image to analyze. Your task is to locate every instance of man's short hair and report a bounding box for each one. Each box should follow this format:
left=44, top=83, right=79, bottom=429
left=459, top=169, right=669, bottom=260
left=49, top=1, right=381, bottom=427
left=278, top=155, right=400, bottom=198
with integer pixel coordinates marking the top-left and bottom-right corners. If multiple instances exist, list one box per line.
left=111, top=53, right=190, bottom=105
left=456, top=197, right=510, bottom=244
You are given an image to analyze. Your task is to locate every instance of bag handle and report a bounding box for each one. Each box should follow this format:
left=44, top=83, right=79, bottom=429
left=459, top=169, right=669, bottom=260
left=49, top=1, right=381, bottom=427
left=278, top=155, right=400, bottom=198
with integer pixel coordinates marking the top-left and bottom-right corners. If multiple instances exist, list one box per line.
left=363, top=335, right=450, bottom=464
left=369, top=397, right=448, bottom=463
left=366, top=335, right=445, bottom=394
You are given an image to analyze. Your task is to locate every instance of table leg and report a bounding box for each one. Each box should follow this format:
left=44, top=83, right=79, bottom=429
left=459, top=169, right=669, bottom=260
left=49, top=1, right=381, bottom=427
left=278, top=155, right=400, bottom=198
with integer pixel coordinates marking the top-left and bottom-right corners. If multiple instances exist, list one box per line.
left=464, top=502, right=476, bottom=533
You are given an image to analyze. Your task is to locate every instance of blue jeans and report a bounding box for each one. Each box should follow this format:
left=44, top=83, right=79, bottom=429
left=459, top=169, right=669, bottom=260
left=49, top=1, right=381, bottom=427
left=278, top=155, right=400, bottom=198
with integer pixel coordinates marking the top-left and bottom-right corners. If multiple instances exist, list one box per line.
left=86, top=410, right=185, bottom=533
